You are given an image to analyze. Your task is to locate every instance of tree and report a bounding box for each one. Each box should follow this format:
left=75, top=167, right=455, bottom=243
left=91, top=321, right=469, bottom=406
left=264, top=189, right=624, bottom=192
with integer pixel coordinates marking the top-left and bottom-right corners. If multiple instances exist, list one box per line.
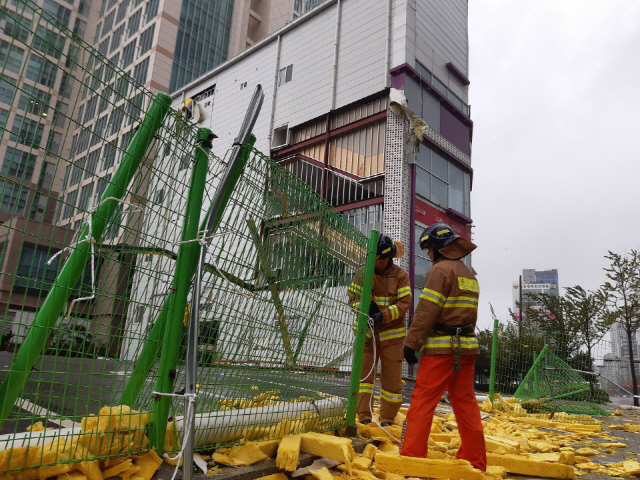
left=512, top=293, right=578, bottom=362
left=563, top=285, right=608, bottom=389
left=601, top=250, right=640, bottom=407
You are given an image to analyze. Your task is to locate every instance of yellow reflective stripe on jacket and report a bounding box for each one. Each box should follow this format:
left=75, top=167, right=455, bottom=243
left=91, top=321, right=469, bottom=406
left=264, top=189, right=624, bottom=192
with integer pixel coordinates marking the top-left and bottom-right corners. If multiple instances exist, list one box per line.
left=374, top=295, right=392, bottom=306
left=420, top=335, right=479, bottom=351
left=388, top=304, right=399, bottom=320
left=349, top=283, right=363, bottom=294
left=378, top=327, right=405, bottom=341
left=397, top=286, right=412, bottom=299
left=359, top=382, right=374, bottom=394
left=443, top=296, right=479, bottom=309
left=420, top=288, right=446, bottom=307
left=380, top=388, right=403, bottom=403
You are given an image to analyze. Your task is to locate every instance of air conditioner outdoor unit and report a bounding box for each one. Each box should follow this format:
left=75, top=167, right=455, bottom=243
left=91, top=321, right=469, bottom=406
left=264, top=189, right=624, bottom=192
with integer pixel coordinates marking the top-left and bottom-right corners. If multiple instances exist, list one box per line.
left=272, top=124, right=289, bottom=149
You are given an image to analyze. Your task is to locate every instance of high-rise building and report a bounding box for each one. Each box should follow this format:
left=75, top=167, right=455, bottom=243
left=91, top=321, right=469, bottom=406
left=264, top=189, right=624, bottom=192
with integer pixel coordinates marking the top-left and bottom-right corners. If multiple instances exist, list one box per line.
left=512, top=268, right=559, bottom=320
left=0, top=0, right=93, bottom=344
left=609, top=322, right=640, bottom=389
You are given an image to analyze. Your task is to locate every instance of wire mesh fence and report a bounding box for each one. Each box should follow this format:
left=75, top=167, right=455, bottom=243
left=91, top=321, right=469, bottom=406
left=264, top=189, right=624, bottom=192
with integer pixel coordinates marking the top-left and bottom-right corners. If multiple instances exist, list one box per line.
left=489, top=322, right=626, bottom=419
left=0, top=0, right=371, bottom=475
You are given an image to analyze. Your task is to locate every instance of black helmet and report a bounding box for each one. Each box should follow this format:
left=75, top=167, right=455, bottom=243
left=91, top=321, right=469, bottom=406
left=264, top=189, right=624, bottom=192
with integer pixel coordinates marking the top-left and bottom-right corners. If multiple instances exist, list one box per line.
left=377, top=234, right=396, bottom=259
left=419, top=223, right=458, bottom=251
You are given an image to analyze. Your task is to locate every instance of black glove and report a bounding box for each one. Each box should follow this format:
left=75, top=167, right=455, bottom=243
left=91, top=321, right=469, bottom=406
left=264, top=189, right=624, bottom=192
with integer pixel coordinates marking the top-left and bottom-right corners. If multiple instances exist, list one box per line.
left=371, top=312, right=383, bottom=325
left=369, top=300, right=381, bottom=316
left=403, top=345, right=418, bottom=365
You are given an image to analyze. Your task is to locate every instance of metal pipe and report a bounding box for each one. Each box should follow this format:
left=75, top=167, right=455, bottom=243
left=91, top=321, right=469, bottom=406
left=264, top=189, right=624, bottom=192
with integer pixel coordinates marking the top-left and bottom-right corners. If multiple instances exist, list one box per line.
left=330, top=0, right=342, bottom=111
left=182, top=128, right=216, bottom=480
left=267, top=36, right=282, bottom=147
left=384, top=0, right=393, bottom=88
left=346, top=229, right=379, bottom=429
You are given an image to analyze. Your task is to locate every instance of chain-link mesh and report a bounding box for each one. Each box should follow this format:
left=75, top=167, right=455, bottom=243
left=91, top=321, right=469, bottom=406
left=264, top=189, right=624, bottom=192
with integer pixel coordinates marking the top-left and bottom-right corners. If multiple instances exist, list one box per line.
left=0, top=0, right=370, bottom=474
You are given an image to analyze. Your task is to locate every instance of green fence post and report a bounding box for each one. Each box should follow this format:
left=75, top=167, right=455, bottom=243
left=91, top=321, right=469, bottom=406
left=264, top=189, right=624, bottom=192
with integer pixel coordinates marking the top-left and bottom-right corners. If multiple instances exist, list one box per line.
left=346, top=229, right=379, bottom=430
left=489, top=314, right=499, bottom=402
left=0, top=92, right=172, bottom=427
left=514, top=344, right=549, bottom=399
left=148, top=128, right=214, bottom=453
left=119, top=136, right=257, bottom=409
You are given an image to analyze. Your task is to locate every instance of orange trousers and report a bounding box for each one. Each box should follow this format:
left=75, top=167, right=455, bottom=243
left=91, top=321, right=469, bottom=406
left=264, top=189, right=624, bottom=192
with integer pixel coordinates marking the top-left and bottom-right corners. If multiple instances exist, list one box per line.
left=357, top=340, right=404, bottom=424
left=400, top=354, right=486, bottom=471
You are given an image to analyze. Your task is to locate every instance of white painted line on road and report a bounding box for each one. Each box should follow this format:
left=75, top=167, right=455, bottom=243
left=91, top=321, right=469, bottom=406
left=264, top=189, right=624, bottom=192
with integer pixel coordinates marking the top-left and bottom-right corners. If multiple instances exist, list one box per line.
left=14, top=397, right=80, bottom=429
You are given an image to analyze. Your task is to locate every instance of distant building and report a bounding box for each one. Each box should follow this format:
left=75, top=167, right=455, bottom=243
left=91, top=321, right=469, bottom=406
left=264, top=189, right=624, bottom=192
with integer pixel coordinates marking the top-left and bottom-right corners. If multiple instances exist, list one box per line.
left=512, top=269, right=559, bottom=324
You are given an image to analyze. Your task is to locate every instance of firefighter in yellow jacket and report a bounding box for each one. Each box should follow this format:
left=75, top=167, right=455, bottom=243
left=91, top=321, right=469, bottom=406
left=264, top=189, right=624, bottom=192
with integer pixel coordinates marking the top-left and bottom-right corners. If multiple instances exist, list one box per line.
left=348, top=234, right=412, bottom=426
left=401, top=223, right=485, bottom=471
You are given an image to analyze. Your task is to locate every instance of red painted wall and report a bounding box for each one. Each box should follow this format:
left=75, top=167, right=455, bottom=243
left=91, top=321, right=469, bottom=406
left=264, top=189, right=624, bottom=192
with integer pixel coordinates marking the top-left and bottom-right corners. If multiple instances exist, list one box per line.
left=415, top=198, right=471, bottom=240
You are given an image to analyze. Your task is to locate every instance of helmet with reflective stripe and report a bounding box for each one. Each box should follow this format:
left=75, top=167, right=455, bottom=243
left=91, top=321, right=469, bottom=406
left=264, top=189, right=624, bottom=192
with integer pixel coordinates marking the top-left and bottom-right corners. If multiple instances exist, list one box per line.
left=377, top=234, right=397, bottom=259
left=419, top=223, right=458, bottom=251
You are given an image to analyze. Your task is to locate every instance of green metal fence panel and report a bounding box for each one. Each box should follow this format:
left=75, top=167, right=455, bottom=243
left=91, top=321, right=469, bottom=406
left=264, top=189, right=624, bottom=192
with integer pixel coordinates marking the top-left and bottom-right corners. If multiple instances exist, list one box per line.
left=0, top=0, right=373, bottom=475
left=490, top=323, right=615, bottom=419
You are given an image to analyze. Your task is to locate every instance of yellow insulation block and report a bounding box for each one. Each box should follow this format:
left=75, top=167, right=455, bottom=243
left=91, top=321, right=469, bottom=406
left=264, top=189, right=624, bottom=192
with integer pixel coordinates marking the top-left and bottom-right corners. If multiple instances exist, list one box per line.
left=575, top=448, right=597, bottom=456
left=300, top=432, right=355, bottom=463
left=226, top=442, right=269, bottom=466
left=102, top=459, right=133, bottom=478
left=256, top=439, right=280, bottom=458
left=484, top=435, right=520, bottom=454
left=358, top=423, right=402, bottom=443
left=255, top=474, right=289, bottom=480
left=623, top=424, right=640, bottom=433
left=374, top=452, right=484, bottom=480
left=276, top=434, right=302, bottom=472
left=362, top=443, right=378, bottom=460
left=58, top=473, right=90, bottom=480
left=430, top=433, right=454, bottom=443
left=132, top=450, right=163, bottom=480
left=600, top=442, right=626, bottom=448
left=378, top=442, right=399, bottom=455
left=487, top=453, right=575, bottom=479
left=352, top=455, right=373, bottom=471
left=311, top=466, right=336, bottom=480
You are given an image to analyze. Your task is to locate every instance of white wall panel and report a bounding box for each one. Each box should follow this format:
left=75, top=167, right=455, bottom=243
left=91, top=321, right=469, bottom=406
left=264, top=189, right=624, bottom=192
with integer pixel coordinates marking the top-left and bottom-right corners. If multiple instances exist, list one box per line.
left=334, top=0, right=388, bottom=108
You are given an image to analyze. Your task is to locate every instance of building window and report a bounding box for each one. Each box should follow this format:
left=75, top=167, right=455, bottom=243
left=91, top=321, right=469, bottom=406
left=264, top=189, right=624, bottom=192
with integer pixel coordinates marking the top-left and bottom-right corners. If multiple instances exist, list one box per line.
left=102, top=9, right=115, bottom=33
left=416, top=144, right=470, bottom=217
left=46, top=130, right=63, bottom=155
left=77, top=183, right=93, bottom=213
left=85, top=148, right=100, bottom=177
left=42, top=0, right=71, bottom=27
left=2, top=147, right=37, bottom=180
left=59, top=72, right=74, bottom=98
left=33, top=25, right=66, bottom=59
left=127, top=9, right=142, bottom=38
left=61, top=189, right=78, bottom=220
left=116, top=0, right=128, bottom=24
left=0, top=40, right=24, bottom=74
left=69, top=157, right=85, bottom=186
left=144, top=0, right=159, bottom=22
left=138, top=24, right=155, bottom=56
left=14, top=243, right=61, bottom=293
left=0, top=178, right=29, bottom=214
left=278, top=64, right=293, bottom=86
left=110, top=24, right=125, bottom=53
left=121, top=40, right=136, bottom=68
left=0, top=108, right=8, bottom=131
left=18, top=85, right=51, bottom=117
left=101, top=141, right=116, bottom=170
left=0, top=6, right=30, bottom=42
left=10, top=115, right=45, bottom=149
left=26, top=53, right=58, bottom=88
left=133, top=57, right=149, bottom=84
left=0, top=77, right=17, bottom=105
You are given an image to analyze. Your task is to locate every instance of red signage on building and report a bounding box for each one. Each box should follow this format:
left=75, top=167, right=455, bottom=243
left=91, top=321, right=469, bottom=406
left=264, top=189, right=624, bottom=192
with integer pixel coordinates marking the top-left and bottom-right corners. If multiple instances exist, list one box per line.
left=414, top=198, right=471, bottom=240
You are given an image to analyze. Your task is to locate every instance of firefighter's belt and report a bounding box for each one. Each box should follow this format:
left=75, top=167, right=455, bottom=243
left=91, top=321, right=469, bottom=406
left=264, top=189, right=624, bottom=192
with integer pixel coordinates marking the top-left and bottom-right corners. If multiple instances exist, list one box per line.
left=433, top=324, right=475, bottom=336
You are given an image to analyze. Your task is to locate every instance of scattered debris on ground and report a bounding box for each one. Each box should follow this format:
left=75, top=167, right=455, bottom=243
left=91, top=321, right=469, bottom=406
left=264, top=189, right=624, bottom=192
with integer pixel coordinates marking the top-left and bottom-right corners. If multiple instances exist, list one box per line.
left=1, top=394, right=639, bottom=479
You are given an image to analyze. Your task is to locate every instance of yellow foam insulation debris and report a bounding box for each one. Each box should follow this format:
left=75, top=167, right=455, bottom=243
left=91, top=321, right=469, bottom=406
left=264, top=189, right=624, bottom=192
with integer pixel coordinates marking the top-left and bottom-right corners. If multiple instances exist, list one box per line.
left=300, top=432, right=354, bottom=476
left=377, top=442, right=399, bottom=455
left=361, top=443, right=377, bottom=460
left=484, top=435, right=520, bottom=454
left=255, top=474, right=289, bottom=480
left=58, top=473, right=89, bottom=480
left=624, top=423, right=640, bottom=432
left=102, top=458, right=133, bottom=478
left=276, top=434, right=302, bottom=472
left=487, top=453, right=575, bottom=479
left=26, top=421, right=46, bottom=432
left=311, top=466, right=335, bottom=480
left=574, top=448, right=597, bottom=456
left=357, top=423, right=402, bottom=443
left=375, top=451, right=484, bottom=480
left=213, top=442, right=269, bottom=467
left=205, top=465, right=222, bottom=476
left=600, top=441, right=626, bottom=448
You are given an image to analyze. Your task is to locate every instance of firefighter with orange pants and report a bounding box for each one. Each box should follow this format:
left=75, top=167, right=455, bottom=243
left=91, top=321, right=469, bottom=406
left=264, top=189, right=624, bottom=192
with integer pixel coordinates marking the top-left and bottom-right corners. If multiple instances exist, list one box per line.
left=400, top=223, right=486, bottom=471
left=348, top=234, right=412, bottom=426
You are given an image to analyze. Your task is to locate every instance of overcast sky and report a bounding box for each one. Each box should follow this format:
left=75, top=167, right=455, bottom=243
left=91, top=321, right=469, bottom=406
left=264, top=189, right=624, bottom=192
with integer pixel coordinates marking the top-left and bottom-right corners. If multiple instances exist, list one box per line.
left=468, top=1, right=640, bottom=330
